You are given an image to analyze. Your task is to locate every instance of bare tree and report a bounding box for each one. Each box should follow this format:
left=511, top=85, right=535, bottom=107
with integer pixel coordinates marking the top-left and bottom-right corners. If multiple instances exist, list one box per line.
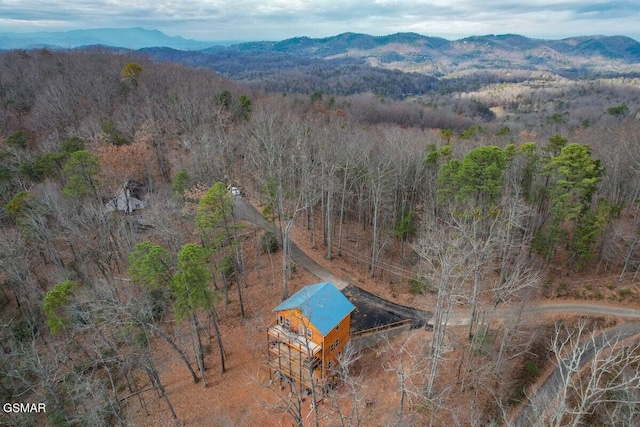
left=326, top=342, right=368, bottom=427
left=263, top=375, right=307, bottom=427
left=365, top=143, right=394, bottom=278
left=517, top=319, right=640, bottom=427
left=381, top=330, right=431, bottom=425
left=414, top=218, right=471, bottom=398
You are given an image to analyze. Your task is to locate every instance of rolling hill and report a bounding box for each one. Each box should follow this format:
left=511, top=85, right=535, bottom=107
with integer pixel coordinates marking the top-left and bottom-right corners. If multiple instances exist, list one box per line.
left=4, top=28, right=640, bottom=97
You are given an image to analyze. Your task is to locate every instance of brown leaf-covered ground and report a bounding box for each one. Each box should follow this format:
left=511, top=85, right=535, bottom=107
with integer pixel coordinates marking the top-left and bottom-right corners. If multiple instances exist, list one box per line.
left=127, top=199, right=640, bottom=426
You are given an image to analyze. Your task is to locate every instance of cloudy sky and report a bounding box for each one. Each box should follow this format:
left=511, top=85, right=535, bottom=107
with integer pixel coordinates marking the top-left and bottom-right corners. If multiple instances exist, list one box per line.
left=1, top=0, right=639, bottom=42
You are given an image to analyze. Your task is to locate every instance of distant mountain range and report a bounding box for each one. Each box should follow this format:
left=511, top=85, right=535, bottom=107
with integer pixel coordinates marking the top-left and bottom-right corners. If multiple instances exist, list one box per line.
left=3, top=28, right=639, bottom=98
left=137, top=31, right=640, bottom=97
left=2, top=27, right=639, bottom=66
left=0, top=27, right=226, bottom=50
left=228, top=32, right=640, bottom=62
left=216, top=32, right=640, bottom=73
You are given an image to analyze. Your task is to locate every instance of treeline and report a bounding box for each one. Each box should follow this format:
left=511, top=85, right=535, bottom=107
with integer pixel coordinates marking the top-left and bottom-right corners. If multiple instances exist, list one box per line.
left=138, top=47, right=439, bottom=99
left=1, top=48, right=640, bottom=425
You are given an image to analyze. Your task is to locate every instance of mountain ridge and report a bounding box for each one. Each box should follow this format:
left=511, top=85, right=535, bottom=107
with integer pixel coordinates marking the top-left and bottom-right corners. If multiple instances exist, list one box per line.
left=201, top=32, right=640, bottom=84
left=0, top=27, right=227, bottom=50
left=2, top=27, right=639, bottom=62
left=131, top=31, right=640, bottom=98
left=227, top=32, right=640, bottom=63
left=4, top=28, right=639, bottom=98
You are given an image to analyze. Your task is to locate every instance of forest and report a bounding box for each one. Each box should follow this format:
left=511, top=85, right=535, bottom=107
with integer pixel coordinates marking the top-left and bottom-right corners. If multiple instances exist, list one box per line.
left=1, top=47, right=640, bottom=426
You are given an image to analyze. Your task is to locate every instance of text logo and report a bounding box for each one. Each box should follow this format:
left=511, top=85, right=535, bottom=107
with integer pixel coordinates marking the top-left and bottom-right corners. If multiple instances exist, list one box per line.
left=3, top=402, right=46, bottom=413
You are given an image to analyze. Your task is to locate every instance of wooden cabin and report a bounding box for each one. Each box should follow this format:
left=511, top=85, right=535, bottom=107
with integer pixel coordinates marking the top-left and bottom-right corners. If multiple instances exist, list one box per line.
left=267, top=281, right=355, bottom=393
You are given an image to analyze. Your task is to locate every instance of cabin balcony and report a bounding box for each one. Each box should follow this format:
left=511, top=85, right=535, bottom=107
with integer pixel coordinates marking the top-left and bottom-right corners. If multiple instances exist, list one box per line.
left=267, top=325, right=324, bottom=393
left=267, top=324, right=321, bottom=358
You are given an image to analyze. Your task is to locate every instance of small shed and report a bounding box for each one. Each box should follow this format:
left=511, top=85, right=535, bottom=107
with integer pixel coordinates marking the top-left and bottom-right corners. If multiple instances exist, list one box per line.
left=267, top=281, right=355, bottom=392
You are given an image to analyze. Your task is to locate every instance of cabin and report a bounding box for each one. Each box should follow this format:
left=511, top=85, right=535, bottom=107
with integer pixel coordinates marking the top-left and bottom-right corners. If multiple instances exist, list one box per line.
left=105, top=180, right=146, bottom=213
left=267, top=281, right=355, bottom=393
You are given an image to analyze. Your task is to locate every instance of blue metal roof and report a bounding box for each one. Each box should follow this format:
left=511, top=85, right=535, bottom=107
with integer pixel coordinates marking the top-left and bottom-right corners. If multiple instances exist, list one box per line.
left=273, top=282, right=355, bottom=336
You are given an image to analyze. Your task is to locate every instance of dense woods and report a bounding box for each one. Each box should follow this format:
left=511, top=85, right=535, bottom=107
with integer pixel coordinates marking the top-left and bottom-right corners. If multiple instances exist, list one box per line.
left=1, top=47, right=640, bottom=426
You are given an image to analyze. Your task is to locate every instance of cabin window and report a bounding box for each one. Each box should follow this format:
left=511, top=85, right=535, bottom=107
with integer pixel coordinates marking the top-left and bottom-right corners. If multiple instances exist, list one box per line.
left=327, top=361, right=332, bottom=370
left=335, top=338, right=339, bottom=348
left=330, top=343, right=335, bottom=352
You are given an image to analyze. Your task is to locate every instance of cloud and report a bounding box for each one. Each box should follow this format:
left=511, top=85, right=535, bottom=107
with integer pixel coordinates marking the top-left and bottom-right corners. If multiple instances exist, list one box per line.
left=0, top=0, right=638, bottom=41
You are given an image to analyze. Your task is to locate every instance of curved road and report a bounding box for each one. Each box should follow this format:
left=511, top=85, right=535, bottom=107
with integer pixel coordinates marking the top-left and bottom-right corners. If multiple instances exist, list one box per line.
left=234, top=195, right=640, bottom=324
left=448, top=303, right=640, bottom=326
left=232, top=196, right=431, bottom=330
left=233, top=196, right=350, bottom=288
left=233, top=195, right=640, bottom=424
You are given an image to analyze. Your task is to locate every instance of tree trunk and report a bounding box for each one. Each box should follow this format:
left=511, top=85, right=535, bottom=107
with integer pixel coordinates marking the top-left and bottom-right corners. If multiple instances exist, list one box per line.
left=337, top=164, right=348, bottom=257
left=226, top=216, right=246, bottom=318
left=145, top=362, right=180, bottom=425
left=147, top=322, right=199, bottom=383
left=327, top=178, right=334, bottom=260
left=190, top=314, right=207, bottom=387
left=210, top=309, right=226, bottom=373
left=370, top=189, right=380, bottom=278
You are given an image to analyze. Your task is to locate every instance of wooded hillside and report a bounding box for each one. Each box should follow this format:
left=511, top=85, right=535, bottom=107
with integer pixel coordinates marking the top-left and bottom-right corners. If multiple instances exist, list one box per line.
left=1, top=48, right=640, bottom=426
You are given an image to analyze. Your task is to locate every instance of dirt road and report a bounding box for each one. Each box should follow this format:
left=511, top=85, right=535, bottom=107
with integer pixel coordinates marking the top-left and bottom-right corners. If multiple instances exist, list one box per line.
left=448, top=302, right=640, bottom=326
left=233, top=196, right=350, bottom=288
left=234, top=195, right=640, bottom=324
left=234, top=196, right=640, bottom=323
left=234, top=195, right=640, bottom=423
left=232, top=196, right=430, bottom=331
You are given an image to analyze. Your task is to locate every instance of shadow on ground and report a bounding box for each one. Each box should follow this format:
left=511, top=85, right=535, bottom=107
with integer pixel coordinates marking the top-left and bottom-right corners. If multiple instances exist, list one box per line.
left=342, top=284, right=432, bottom=334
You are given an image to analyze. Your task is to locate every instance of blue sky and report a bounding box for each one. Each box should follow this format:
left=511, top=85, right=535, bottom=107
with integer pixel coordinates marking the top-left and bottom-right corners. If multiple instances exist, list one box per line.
left=1, top=0, right=639, bottom=41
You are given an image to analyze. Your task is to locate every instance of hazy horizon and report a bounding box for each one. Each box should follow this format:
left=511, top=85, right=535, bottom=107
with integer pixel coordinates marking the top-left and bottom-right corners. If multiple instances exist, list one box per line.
left=1, top=1, right=639, bottom=43
left=1, top=26, right=638, bottom=46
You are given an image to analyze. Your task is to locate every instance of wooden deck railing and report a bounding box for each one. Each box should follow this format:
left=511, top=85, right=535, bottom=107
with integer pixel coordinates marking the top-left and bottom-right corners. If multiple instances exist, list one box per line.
left=350, top=318, right=412, bottom=338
